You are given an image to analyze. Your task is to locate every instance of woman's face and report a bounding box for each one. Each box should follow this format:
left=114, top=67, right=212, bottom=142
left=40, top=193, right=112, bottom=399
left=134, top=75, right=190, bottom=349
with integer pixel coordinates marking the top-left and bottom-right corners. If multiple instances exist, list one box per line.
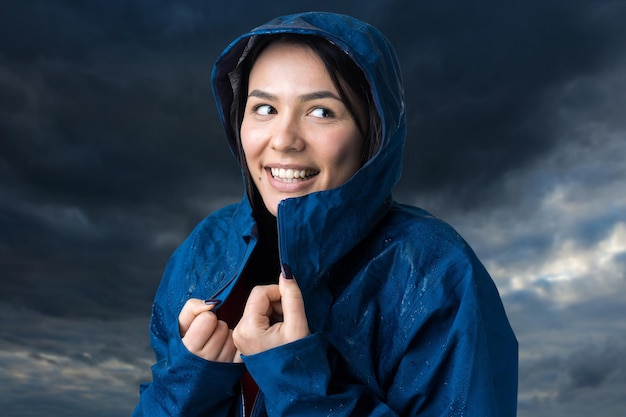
left=240, top=41, right=365, bottom=216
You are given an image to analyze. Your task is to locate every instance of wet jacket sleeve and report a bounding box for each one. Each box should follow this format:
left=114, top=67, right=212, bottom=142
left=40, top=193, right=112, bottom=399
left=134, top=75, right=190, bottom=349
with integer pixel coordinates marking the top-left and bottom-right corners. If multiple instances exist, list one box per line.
left=243, top=256, right=517, bottom=417
left=132, top=249, right=246, bottom=417
left=132, top=330, right=245, bottom=416
left=386, top=256, right=519, bottom=416
left=244, top=333, right=405, bottom=416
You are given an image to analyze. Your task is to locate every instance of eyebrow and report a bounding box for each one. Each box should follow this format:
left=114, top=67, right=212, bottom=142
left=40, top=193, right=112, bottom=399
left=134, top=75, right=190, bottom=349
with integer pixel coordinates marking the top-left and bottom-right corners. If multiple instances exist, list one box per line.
left=248, top=89, right=342, bottom=103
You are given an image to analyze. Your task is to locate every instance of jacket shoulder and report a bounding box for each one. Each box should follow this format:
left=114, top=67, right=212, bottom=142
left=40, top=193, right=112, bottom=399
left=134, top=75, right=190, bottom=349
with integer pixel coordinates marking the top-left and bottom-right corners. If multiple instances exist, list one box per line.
left=180, top=202, right=249, bottom=251
left=366, top=202, right=493, bottom=304
left=154, top=202, right=249, bottom=314
left=381, top=202, right=473, bottom=259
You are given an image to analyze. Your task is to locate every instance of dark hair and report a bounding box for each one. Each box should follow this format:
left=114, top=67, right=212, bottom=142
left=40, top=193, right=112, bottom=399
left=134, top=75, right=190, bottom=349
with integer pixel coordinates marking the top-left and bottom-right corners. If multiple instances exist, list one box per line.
left=229, top=34, right=382, bottom=203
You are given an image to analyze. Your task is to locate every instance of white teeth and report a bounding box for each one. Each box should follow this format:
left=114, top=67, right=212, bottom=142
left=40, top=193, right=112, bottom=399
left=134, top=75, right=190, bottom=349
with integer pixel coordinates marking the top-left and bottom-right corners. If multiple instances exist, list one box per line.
left=270, top=167, right=317, bottom=182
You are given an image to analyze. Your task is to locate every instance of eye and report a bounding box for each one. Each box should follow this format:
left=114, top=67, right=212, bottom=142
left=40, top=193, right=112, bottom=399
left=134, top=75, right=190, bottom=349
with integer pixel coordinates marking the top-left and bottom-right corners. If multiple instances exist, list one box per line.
left=253, top=104, right=276, bottom=116
left=310, top=107, right=334, bottom=118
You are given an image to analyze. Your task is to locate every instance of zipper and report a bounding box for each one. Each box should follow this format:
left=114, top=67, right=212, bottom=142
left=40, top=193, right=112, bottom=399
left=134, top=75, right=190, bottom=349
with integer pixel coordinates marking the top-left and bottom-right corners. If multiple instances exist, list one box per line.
left=240, top=375, right=262, bottom=417
left=239, top=384, right=246, bottom=417
left=277, top=200, right=287, bottom=273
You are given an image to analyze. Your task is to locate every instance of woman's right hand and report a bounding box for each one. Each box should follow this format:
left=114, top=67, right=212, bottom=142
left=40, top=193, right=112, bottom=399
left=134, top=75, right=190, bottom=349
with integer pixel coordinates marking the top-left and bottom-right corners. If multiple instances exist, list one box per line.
left=178, top=298, right=242, bottom=363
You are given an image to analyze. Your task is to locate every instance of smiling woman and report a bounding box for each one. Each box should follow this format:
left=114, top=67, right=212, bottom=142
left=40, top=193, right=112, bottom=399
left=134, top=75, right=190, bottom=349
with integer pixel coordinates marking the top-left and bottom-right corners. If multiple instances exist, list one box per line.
left=230, top=32, right=381, bottom=213
left=240, top=39, right=365, bottom=216
left=133, top=11, right=518, bottom=417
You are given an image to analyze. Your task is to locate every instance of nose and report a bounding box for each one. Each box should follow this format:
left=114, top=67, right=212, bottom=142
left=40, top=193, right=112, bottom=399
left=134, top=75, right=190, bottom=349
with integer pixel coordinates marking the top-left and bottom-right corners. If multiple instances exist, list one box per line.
left=270, top=114, right=304, bottom=152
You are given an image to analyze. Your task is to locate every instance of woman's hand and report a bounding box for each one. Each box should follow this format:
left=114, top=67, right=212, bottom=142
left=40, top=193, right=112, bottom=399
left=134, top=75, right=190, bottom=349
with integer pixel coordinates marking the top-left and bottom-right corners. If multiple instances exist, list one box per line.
left=233, top=273, right=310, bottom=356
left=178, top=299, right=242, bottom=363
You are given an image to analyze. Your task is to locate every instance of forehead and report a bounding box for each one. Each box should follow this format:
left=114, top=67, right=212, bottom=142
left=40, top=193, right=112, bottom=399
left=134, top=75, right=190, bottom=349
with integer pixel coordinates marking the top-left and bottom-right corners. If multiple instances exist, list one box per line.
left=249, top=41, right=328, bottom=78
left=256, top=38, right=320, bottom=60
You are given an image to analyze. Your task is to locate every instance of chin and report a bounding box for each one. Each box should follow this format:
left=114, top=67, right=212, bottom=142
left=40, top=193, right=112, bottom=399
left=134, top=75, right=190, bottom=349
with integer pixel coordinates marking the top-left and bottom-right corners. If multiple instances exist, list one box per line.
left=263, top=199, right=279, bottom=216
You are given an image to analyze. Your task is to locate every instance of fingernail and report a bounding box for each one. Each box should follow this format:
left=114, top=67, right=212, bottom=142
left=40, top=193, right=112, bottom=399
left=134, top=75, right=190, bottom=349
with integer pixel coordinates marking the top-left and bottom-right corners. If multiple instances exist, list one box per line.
left=281, top=263, right=293, bottom=280
left=203, top=298, right=222, bottom=306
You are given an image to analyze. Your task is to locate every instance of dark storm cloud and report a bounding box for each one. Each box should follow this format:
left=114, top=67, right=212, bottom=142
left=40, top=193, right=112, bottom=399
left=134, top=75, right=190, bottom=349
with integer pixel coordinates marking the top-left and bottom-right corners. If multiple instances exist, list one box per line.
left=383, top=0, right=626, bottom=208
left=519, top=334, right=626, bottom=415
left=0, top=34, right=228, bottom=206
left=0, top=0, right=246, bottom=317
left=0, top=304, right=151, bottom=416
left=561, top=342, right=624, bottom=393
left=510, top=284, right=626, bottom=415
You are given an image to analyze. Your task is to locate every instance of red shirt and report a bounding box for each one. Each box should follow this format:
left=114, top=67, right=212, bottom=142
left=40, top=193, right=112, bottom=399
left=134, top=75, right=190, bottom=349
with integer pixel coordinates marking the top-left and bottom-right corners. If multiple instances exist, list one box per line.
left=216, top=276, right=260, bottom=417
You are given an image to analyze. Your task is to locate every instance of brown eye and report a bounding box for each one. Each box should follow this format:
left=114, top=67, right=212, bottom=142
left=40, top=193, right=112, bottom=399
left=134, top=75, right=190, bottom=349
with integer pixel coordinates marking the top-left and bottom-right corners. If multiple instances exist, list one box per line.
left=254, top=104, right=276, bottom=115
left=310, top=107, right=334, bottom=118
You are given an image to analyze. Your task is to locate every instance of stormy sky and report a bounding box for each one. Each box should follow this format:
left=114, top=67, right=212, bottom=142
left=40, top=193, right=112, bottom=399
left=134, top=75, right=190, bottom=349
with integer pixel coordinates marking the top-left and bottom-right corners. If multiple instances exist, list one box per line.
left=1, top=0, right=625, bottom=416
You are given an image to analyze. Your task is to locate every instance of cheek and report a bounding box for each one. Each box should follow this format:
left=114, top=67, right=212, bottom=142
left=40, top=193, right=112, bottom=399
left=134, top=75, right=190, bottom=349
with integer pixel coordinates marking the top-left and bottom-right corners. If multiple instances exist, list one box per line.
left=326, top=131, right=363, bottom=172
left=240, top=126, right=261, bottom=166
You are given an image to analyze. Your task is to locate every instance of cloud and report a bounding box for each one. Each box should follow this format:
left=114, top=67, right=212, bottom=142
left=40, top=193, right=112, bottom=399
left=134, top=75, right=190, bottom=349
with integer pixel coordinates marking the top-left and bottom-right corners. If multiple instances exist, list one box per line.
left=0, top=304, right=152, bottom=416
left=390, top=0, right=626, bottom=209
left=517, top=332, right=626, bottom=417
left=415, top=35, right=626, bottom=301
left=0, top=0, right=245, bottom=319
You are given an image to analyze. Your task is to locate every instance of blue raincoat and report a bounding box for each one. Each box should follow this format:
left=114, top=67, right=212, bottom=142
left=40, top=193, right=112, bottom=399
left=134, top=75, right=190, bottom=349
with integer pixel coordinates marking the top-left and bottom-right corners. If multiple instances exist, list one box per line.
left=134, top=12, right=518, bottom=417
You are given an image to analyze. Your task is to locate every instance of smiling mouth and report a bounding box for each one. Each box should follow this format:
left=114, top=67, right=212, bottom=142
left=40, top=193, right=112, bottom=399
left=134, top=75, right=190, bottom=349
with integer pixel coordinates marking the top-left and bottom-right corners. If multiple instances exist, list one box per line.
left=270, top=167, right=319, bottom=183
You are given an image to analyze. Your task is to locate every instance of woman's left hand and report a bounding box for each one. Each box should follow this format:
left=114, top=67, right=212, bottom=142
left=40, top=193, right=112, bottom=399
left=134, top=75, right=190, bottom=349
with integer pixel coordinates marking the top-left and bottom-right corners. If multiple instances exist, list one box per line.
left=233, top=272, right=310, bottom=356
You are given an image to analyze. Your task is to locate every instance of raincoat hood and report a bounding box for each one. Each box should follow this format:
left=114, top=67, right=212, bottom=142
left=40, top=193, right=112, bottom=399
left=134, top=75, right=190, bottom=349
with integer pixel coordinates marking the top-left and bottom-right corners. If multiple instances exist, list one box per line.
left=211, top=12, right=406, bottom=288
